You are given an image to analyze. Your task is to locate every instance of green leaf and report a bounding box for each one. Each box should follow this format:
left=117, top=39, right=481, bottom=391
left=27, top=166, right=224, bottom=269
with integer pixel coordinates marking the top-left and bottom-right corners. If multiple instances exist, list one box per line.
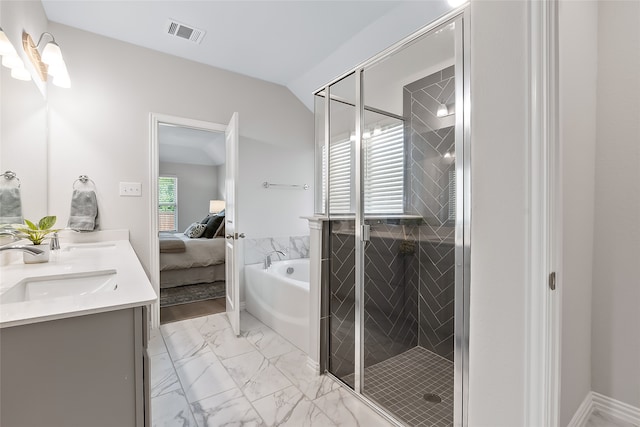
left=39, top=216, right=57, bottom=230
left=24, top=219, right=37, bottom=230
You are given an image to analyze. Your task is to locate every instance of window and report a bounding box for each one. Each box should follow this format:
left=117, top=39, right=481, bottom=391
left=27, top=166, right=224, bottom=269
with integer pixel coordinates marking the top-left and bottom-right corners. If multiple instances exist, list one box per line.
left=323, top=123, right=404, bottom=214
left=364, top=123, right=404, bottom=214
left=158, top=176, right=178, bottom=231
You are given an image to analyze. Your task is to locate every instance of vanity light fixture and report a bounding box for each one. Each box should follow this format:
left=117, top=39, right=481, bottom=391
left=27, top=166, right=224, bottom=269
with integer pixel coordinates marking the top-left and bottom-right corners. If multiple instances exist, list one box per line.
left=0, top=27, right=31, bottom=81
left=436, top=103, right=449, bottom=117
left=22, top=31, right=70, bottom=88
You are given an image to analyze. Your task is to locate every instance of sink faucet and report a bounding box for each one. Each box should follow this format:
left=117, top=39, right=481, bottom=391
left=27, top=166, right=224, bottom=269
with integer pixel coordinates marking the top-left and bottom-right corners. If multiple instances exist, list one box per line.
left=0, top=229, right=19, bottom=244
left=0, top=245, right=44, bottom=255
left=264, top=250, right=286, bottom=269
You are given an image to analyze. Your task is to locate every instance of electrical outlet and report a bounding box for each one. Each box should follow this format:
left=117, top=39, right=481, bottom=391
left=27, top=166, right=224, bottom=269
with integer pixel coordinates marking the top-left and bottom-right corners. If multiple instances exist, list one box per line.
left=119, top=182, right=141, bottom=197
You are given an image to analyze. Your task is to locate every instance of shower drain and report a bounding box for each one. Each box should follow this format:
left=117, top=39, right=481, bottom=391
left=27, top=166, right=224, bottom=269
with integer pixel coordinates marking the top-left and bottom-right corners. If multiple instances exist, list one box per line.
left=423, top=393, right=442, bottom=403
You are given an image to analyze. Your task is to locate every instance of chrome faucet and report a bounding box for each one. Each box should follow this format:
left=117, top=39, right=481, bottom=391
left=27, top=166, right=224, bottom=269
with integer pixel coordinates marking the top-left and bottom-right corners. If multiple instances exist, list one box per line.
left=0, top=229, right=19, bottom=241
left=0, top=245, right=44, bottom=255
left=264, top=250, right=286, bottom=269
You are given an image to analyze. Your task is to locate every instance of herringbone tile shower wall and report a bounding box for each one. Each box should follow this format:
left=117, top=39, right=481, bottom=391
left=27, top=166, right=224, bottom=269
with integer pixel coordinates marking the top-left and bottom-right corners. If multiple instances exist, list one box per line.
left=327, top=66, right=457, bottom=383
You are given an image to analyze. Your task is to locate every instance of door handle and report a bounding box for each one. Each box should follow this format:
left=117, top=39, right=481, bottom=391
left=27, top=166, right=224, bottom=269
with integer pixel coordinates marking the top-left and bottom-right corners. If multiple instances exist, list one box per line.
left=226, top=233, right=246, bottom=239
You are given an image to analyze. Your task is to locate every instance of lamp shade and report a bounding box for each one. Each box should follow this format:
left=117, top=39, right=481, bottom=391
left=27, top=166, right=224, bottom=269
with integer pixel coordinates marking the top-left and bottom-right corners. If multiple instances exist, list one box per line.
left=2, top=54, right=22, bottom=69
left=51, top=62, right=70, bottom=88
left=0, top=29, right=16, bottom=56
left=11, top=66, right=31, bottom=81
left=209, top=200, right=225, bottom=214
left=41, top=41, right=63, bottom=66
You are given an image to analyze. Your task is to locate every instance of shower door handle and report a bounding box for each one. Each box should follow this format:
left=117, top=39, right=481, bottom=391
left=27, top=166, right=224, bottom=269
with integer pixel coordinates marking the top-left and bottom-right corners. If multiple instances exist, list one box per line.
left=361, top=224, right=370, bottom=242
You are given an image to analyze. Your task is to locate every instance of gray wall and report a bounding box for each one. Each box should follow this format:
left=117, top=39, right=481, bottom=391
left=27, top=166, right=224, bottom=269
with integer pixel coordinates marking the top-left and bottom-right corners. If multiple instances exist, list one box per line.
left=468, top=1, right=529, bottom=424
left=44, top=22, right=314, bottom=277
left=591, top=0, right=640, bottom=408
left=158, top=161, right=220, bottom=232
left=559, top=1, right=597, bottom=424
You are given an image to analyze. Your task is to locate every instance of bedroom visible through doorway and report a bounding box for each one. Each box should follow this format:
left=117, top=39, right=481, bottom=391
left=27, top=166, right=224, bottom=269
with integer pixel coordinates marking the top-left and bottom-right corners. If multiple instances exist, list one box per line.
left=155, top=120, right=228, bottom=324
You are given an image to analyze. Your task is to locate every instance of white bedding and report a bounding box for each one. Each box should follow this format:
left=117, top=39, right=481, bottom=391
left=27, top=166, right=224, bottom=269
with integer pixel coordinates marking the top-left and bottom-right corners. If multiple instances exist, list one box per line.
left=159, top=233, right=226, bottom=271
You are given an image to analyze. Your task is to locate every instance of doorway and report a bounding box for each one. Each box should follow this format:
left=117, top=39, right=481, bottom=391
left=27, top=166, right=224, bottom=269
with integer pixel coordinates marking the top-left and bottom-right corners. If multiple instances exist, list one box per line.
left=149, top=114, right=227, bottom=329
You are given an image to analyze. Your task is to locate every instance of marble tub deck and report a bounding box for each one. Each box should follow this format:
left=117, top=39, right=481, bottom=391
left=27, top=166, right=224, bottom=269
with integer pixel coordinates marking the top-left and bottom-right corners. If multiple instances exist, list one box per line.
left=150, top=310, right=396, bottom=427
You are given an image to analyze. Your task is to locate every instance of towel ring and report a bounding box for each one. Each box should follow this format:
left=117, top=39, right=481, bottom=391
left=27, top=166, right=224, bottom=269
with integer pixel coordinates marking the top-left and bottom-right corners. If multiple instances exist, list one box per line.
left=2, top=171, right=21, bottom=188
left=73, top=175, right=96, bottom=190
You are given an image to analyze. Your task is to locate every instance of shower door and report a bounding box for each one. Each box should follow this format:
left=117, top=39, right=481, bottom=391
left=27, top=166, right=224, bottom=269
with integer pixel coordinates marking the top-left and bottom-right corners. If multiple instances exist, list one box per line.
left=324, top=72, right=358, bottom=389
left=360, top=17, right=465, bottom=427
left=319, top=10, right=469, bottom=427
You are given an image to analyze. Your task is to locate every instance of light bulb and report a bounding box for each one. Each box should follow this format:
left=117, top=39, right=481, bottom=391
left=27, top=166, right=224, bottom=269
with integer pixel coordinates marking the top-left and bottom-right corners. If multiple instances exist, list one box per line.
left=436, top=103, right=449, bottom=117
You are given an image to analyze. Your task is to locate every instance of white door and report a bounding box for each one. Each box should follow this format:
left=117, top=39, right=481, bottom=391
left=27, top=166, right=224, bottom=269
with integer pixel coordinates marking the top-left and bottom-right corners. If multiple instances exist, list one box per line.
left=225, top=112, right=241, bottom=336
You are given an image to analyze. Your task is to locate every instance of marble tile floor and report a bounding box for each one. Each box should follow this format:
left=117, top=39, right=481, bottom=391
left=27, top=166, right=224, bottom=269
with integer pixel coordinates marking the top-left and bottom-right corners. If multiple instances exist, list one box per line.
left=150, top=310, right=398, bottom=427
left=150, top=310, right=628, bottom=427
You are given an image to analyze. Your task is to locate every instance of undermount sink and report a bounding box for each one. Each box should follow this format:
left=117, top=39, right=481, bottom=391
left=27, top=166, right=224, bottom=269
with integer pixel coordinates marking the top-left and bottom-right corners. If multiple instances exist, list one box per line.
left=0, top=270, right=118, bottom=304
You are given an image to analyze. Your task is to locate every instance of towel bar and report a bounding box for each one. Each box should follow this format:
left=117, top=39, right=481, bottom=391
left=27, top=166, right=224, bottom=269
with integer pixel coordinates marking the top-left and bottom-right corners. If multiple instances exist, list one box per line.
left=263, top=181, right=308, bottom=190
left=2, top=171, right=21, bottom=188
left=73, top=175, right=96, bottom=190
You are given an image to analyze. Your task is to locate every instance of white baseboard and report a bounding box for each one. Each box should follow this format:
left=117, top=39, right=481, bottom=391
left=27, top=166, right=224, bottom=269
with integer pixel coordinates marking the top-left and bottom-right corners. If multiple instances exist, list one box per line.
left=567, top=393, right=593, bottom=427
left=568, top=391, right=640, bottom=427
left=592, top=391, right=640, bottom=426
left=306, top=356, right=320, bottom=375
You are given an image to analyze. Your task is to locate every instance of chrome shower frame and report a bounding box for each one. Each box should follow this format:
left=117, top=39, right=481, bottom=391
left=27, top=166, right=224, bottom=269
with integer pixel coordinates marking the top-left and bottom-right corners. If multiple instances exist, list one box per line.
left=314, top=5, right=471, bottom=426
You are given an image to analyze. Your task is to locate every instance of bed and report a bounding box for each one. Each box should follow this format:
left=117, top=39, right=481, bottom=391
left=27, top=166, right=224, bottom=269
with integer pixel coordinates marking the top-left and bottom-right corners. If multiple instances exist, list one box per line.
left=159, top=232, right=226, bottom=288
left=160, top=210, right=227, bottom=285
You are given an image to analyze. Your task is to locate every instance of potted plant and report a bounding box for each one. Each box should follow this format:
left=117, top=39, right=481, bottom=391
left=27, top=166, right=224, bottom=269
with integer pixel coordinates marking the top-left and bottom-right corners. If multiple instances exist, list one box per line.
left=12, top=216, right=60, bottom=263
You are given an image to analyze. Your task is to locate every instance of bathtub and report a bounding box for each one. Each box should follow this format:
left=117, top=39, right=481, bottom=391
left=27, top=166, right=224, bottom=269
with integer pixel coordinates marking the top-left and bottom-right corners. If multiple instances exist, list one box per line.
left=244, top=259, right=309, bottom=354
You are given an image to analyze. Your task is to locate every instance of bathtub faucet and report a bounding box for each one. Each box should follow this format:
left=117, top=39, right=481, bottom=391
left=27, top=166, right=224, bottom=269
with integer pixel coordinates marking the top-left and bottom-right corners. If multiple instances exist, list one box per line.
left=264, top=250, right=286, bottom=269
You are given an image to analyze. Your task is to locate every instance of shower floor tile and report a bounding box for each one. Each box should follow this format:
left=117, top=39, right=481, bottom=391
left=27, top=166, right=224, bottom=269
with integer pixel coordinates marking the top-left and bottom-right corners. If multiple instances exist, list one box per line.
left=363, top=346, right=454, bottom=427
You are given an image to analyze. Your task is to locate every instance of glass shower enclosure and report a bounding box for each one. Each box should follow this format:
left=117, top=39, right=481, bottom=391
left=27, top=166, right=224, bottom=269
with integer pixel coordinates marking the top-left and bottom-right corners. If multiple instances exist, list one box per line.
left=314, top=10, right=469, bottom=427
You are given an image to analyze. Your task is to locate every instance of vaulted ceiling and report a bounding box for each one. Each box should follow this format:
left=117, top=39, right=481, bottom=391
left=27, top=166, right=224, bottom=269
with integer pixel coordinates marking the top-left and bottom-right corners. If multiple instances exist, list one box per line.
left=41, top=0, right=453, bottom=110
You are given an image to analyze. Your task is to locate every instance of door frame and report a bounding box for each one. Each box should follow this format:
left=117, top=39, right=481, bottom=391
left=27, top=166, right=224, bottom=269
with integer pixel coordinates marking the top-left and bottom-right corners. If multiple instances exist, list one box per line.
left=525, top=0, right=561, bottom=425
left=149, top=113, right=227, bottom=329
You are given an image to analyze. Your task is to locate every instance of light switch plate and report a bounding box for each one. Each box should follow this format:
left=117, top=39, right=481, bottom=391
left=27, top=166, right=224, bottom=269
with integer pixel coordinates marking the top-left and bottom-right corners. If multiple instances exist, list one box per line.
left=119, top=182, right=141, bottom=197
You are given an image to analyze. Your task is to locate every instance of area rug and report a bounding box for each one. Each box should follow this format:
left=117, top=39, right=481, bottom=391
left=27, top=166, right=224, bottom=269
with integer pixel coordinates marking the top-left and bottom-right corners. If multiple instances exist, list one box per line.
left=160, top=282, right=226, bottom=307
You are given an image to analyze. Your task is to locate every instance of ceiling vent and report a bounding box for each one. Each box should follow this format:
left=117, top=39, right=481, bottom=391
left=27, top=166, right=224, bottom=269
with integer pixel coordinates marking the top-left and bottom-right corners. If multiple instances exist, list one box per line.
left=165, top=19, right=205, bottom=44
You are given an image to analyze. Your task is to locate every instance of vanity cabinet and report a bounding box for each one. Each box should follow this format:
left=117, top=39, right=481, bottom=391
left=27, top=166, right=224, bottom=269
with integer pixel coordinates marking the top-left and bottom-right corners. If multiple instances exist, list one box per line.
left=0, top=306, right=150, bottom=427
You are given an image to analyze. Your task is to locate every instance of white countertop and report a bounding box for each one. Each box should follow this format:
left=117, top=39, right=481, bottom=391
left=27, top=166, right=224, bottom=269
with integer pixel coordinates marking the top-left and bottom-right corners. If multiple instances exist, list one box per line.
left=0, top=238, right=156, bottom=328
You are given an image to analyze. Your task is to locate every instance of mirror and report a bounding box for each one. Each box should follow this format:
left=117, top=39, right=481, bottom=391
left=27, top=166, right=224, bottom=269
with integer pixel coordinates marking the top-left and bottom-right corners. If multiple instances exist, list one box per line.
left=0, top=66, right=48, bottom=223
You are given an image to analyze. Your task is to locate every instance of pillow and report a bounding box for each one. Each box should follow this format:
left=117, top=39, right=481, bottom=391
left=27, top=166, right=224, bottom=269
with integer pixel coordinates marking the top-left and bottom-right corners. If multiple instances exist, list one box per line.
left=214, top=220, right=226, bottom=238
left=203, top=215, right=224, bottom=238
left=200, top=215, right=212, bottom=224
left=184, top=222, right=206, bottom=238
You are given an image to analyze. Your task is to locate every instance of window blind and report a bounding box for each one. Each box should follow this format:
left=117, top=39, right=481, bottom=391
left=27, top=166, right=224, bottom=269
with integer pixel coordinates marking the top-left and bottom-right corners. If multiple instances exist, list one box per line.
left=364, top=124, right=404, bottom=214
left=323, top=123, right=404, bottom=214
left=158, top=176, right=178, bottom=231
